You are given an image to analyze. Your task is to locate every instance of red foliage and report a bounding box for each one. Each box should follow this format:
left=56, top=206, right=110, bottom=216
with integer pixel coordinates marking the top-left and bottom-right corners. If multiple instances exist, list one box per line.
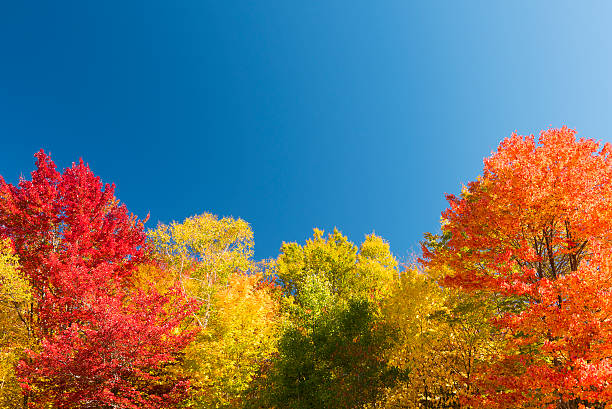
left=423, top=127, right=612, bottom=408
left=0, top=150, right=197, bottom=408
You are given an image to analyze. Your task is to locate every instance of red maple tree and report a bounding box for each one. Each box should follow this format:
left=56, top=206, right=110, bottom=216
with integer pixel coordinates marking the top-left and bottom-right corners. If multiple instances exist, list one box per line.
left=423, top=127, right=612, bottom=408
left=0, top=151, right=197, bottom=408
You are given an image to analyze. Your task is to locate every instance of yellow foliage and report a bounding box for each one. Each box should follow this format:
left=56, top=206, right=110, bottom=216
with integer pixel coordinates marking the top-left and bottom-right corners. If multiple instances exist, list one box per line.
left=0, top=239, right=33, bottom=408
left=355, top=233, right=398, bottom=301
left=382, top=267, right=503, bottom=408
left=150, top=213, right=283, bottom=408
left=185, top=272, right=281, bottom=408
left=150, top=213, right=255, bottom=328
left=131, top=262, right=178, bottom=294
left=276, top=228, right=399, bottom=304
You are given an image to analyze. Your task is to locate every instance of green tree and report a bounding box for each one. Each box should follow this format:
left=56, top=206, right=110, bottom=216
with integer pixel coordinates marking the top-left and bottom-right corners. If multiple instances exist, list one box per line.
left=262, top=229, right=399, bottom=409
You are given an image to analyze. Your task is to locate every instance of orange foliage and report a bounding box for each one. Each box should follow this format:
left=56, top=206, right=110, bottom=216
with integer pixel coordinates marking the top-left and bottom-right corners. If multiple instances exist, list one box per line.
left=423, top=127, right=612, bottom=408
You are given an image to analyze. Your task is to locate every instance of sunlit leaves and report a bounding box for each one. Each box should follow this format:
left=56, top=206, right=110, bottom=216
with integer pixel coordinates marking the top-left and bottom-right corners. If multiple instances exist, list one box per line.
left=266, top=229, right=399, bottom=409
left=423, top=127, right=612, bottom=408
left=0, top=240, right=31, bottom=408
left=150, top=214, right=255, bottom=329
left=151, top=214, right=282, bottom=408
left=3, top=128, right=611, bottom=409
left=185, top=272, right=281, bottom=408
left=382, top=266, right=503, bottom=409
left=0, top=151, right=196, bottom=408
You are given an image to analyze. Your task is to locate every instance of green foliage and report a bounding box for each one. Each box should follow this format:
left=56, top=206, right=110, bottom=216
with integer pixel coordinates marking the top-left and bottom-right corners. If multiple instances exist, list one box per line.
left=258, top=229, right=400, bottom=409
left=0, top=150, right=538, bottom=409
left=266, top=299, right=397, bottom=409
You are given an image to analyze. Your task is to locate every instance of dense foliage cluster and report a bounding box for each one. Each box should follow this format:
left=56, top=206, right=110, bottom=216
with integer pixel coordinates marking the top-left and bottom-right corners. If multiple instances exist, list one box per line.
left=1, top=127, right=611, bottom=408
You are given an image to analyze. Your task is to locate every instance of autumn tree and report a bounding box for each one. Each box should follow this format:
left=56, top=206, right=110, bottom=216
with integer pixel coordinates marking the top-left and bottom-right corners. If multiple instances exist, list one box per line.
left=261, top=229, right=399, bottom=409
left=423, top=127, right=612, bottom=408
left=0, top=151, right=196, bottom=408
left=276, top=229, right=397, bottom=303
left=185, top=271, right=281, bottom=408
left=150, top=213, right=254, bottom=329
left=150, top=214, right=282, bottom=408
left=382, top=266, right=502, bottom=408
left=0, top=240, right=32, bottom=408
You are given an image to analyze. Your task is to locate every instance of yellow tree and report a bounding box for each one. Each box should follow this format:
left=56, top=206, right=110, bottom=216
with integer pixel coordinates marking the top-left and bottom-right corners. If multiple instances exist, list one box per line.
left=150, top=213, right=254, bottom=328
left=383, top=266, right=503, bottom=409
left=0, top=239, right=32, bottom=408
left=150, top=213, right=282, bottom=408
left=353, top=233, right=398, bottom=301
left=276, top=229, right=397, bottom=304
left=186, top=271, right=281, bottom=408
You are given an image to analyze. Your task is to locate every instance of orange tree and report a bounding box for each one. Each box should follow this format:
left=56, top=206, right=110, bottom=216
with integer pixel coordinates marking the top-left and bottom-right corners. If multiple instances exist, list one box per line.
left=422, top=127, right=612, bottom=408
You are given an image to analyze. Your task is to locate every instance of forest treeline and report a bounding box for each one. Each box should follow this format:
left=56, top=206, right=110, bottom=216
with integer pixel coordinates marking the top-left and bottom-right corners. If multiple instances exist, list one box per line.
left=1, top=127, right=611, bottom=408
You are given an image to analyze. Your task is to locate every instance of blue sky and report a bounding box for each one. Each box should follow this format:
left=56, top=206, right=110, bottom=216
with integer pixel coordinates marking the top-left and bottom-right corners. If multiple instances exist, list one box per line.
left=1, top=1, right=611, bottom=260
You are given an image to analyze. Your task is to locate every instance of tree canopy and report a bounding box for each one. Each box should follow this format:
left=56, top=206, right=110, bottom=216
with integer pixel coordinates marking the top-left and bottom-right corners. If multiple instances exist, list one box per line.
left=2, top=129, right=611, bottom=408
left=423, top=127, right=612, bottom=408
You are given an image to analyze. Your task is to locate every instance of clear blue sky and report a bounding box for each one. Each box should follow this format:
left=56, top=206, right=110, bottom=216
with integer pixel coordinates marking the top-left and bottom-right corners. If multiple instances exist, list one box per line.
left=1, top=1, right=611, bottom=260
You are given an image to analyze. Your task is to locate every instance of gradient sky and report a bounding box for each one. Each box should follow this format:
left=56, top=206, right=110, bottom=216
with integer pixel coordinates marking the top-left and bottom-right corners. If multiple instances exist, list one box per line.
left=1, top=1, right=611, bottom=260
